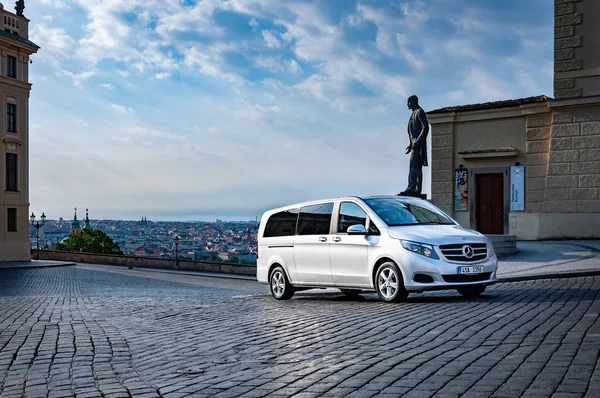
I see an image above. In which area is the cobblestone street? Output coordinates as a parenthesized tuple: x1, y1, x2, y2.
(1, 265, 599, 397)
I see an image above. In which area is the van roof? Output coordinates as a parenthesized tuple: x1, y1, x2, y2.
(262, 194, 426, 216)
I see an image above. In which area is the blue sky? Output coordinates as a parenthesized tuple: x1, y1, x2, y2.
(28, 0, 554, 221)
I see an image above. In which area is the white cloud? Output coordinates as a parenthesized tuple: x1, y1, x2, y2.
(109, 104, 135, 115)
(446, 90, 466, 103)
(232, 100, 282, 122)
(41, 0, 69, 8)
(155, 72, 172, 80)
(465, 68, 507, 101)
(99, 83, 115, 90)
(287, 59, 303, 74)
(30, 24, 76, 57)
(183, 45, 241, 82)
(371, 105, 390, 115)
(249, 18, 259, 31)
(117, 70, 130, 77)
(516, 70, 539, 95)
(123, 126, 187, 142)
(396, 34, 424, 69)
(254, 56, 285, 73)
(262, 30, 281, 48)
(56, 70, 95, 87)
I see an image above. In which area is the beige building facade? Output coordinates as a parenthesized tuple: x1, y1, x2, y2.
(429, 0, 600, 240)
(0, 3, 39, 261)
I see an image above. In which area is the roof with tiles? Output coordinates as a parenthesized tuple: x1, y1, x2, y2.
(428, 95, 551, 115)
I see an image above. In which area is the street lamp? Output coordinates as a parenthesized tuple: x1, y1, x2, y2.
(174, 235, 180, 268)
(30, 212, 46, 260)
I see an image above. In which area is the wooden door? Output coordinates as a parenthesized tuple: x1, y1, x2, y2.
(476, 173, 504, 234)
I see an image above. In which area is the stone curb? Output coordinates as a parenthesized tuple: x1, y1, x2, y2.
(0, 261, 76, 270)
(127, 266, 257, 281)
(498, 269, 600, 283)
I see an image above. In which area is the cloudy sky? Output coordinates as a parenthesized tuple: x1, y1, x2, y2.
(27, 0, 553, 221)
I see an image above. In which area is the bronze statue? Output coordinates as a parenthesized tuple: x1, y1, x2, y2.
(15, 0, 25, 17)
(400, 95, 429, 196)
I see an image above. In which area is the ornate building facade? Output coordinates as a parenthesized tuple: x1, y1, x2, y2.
(0, 1, 39, 260)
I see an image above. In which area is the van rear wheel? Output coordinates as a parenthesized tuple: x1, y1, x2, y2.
(270, 266, 295, 300)
(375, 262, 408, 303)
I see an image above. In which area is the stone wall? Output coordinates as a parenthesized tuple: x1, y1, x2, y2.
(525, 113, 552, 213)
(545, 105, 600, 213)
(430, 123, 454, 215)
(554, 0, 584, 99)
(36, 250, 257, 277)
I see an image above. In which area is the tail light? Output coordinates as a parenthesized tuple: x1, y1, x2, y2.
(256, 241, 259, 259)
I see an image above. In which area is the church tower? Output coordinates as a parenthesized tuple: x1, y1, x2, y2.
(84, 208, 92, 231)
(70, 207, 81, 235)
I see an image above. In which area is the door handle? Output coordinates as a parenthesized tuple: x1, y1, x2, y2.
(319, 237, 327, 242)
(332, 237, 341, 242)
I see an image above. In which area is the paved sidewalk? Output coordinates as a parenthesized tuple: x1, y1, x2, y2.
(0, 260, 75, 269)
(498, 240, 600, 280)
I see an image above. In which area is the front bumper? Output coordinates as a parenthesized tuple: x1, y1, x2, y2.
(399, 251, 498, 292)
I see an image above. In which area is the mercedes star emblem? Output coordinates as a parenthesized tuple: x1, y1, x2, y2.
(462, 245, 474, 258)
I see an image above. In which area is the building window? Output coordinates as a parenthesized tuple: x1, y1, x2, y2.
(7, 56, 16, 78)
(6, 153, 17, 191)
(7, 103, 16, 132)
(7, 208, 17, 232)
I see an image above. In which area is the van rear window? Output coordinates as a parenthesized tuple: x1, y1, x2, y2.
(263, 209, 299, 237)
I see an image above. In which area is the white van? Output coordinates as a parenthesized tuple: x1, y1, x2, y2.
(257, 195, 498, 302)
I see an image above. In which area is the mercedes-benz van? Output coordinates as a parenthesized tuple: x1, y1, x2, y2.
(257, 195, 498, 302)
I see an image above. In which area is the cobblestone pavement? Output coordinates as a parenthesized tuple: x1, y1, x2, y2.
(1, 265, 599, 397)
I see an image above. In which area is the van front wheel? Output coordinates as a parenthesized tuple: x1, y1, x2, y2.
(375, 262, 408, 303)
(270, 266, 295, 300)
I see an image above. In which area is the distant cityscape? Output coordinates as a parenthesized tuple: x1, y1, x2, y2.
(30, 217, 259, 265)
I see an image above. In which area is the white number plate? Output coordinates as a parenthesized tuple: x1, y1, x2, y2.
(458, 266, 484, 274)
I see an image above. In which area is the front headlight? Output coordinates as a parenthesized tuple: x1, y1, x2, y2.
(400, 240, 439, 259)
(488, 242, 494, 257)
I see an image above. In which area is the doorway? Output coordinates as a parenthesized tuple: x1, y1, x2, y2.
(476, 173, 504, 234)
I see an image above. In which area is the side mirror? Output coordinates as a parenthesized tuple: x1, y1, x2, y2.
(347, 224, 368, 235)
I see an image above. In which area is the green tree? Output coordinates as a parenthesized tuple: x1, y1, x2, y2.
(53, 229, 123, 255)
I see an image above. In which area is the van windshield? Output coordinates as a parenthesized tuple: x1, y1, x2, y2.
(363, 197, 456, 227)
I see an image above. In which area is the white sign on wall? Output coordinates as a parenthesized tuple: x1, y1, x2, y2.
(510, 166, 525, 211)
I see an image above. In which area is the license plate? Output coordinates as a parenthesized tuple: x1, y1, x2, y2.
(458, 266, 484, 274)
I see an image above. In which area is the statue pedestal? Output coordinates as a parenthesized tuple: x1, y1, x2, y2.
(397, 192, 428, 200)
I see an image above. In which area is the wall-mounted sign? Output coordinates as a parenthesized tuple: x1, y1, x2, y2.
(454, 168, 468, 211)
(510, 166, 525, 211)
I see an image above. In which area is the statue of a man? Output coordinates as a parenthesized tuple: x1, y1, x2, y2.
(401, 95, 429, 195)
(15, 0, 25, 17)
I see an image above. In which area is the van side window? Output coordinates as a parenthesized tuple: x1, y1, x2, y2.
(297, 203, 334, 235)
(263, 209, 299, 237)
(337, 202, 367, 233)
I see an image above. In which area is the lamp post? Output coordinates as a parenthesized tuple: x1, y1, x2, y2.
(174, 235, 180, 268)
(30, 212, 46, 260)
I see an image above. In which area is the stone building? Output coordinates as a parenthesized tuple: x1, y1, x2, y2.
(0, 1, 39, 260)
(428, 0, 600, 240)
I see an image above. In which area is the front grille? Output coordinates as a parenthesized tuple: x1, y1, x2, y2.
(442, 273, 492, 283)
(440, 243, 488, 262)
